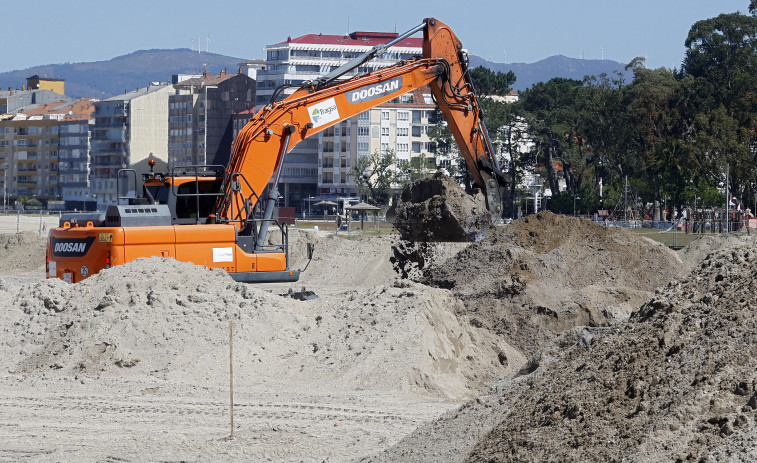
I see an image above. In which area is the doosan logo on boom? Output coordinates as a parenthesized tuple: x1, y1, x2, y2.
(348, 77, 403, 103)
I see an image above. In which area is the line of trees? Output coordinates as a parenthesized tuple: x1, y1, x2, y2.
(456, 3, 757, 219)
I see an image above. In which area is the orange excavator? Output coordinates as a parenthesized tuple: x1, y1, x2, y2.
(46, 18, 507, 283)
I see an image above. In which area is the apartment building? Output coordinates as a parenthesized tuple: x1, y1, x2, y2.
(90, 84, 173, 209)
(316, 88, 437, 197)
(0, 99, 91, 200)
(255, 29, 423, 208)
(168, 70, 255, 170)
(58, 101, 95, 210)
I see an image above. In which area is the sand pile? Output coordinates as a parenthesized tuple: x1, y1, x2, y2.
(460, 241, 757, 462)
(410, 211, 687, 355)
(367, 236, 757, 463)
(0, 232, 46, 274)
(0, 256, 519, 399)
(391, 172, 491, 242)
(678, 227, 756, 270)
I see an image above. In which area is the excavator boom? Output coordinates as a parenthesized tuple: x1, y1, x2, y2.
(216, 17, 507, 227)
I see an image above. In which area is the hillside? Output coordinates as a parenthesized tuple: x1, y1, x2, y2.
(1, 49, 631, 99)
(0, 49, 246, 98)
(469, 54, 633, 91)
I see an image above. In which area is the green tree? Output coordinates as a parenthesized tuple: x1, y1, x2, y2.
(682, 8, 757, 206)
(469, 67, 517, 96)
(521, 78, 588, 200)
(351, 149, 397, 204)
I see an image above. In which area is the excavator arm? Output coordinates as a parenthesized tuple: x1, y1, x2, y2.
(216, 18, 507, 231)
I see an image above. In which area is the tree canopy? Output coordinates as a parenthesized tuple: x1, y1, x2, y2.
(427, 3, 757, 219)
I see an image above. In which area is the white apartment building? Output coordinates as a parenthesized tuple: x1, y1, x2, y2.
(256, 29, 425, 208)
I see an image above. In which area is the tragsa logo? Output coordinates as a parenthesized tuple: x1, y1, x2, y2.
(308, 98, 340, 128)
(312, 107, 323, 125)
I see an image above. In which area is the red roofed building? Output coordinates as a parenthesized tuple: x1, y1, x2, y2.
(0, 98, 96, 204)
(254, 28, 424, 207)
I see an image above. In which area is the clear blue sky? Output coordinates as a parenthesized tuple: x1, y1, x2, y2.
(1, 0, 751, 73)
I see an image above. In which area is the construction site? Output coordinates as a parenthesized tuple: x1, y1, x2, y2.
(2, 173, 757, 461)
(2, 15, 757, 462)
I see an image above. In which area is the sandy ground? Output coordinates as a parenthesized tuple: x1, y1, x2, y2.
(0, 226, 518, 462)
(0, 214, 59, 236)
(1, 209, 754, 462)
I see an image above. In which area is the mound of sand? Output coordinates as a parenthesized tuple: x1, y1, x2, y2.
(0, 232, 46, 274)
(678, 227, 757, 270)
(0, 256, 520, 400)
(410, 212, 688, 355)
(392, 173, 491, 242)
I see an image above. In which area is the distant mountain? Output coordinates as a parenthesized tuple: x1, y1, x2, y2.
(469, 55, 633, 92)
(0, 50, 630, 99)
(0, 49, 246, 98)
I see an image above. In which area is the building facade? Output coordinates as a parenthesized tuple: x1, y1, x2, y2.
(90, 84, 173, 209)
(255, 29, 424, 209)
(0, 100, 94, 199)
(168, 71, 255, 170)
(58, 102, 95, 210)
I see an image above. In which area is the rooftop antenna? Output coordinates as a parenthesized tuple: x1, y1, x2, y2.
(207, 35, 211, 54)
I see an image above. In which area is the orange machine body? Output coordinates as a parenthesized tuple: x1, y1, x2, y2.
(46, 222, 292, 284)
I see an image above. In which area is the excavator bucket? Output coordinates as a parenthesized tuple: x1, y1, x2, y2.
(390, 172, 492, 242)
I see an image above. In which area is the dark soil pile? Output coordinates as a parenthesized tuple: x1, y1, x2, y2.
(416, 212, 687, 355)
(464, 241, 757, 462)
(678, 227, 757, 271)
(392, 172, 491, 242)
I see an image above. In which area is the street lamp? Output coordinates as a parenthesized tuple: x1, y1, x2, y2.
(2, 163, 7, 213)
(573, 193, 580, 217)
(543, 188, 552, 212)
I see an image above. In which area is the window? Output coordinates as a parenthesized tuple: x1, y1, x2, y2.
(358, 112, 369, 121)
(397, 111, 409, 121)
(357, 126, 369, 136)
(381, 111, 389, 121)
(397, 143, 408, 152)
(397, 127, 408, 137)
(381, 142, 389, 152)
(381, 127, 389, 137)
